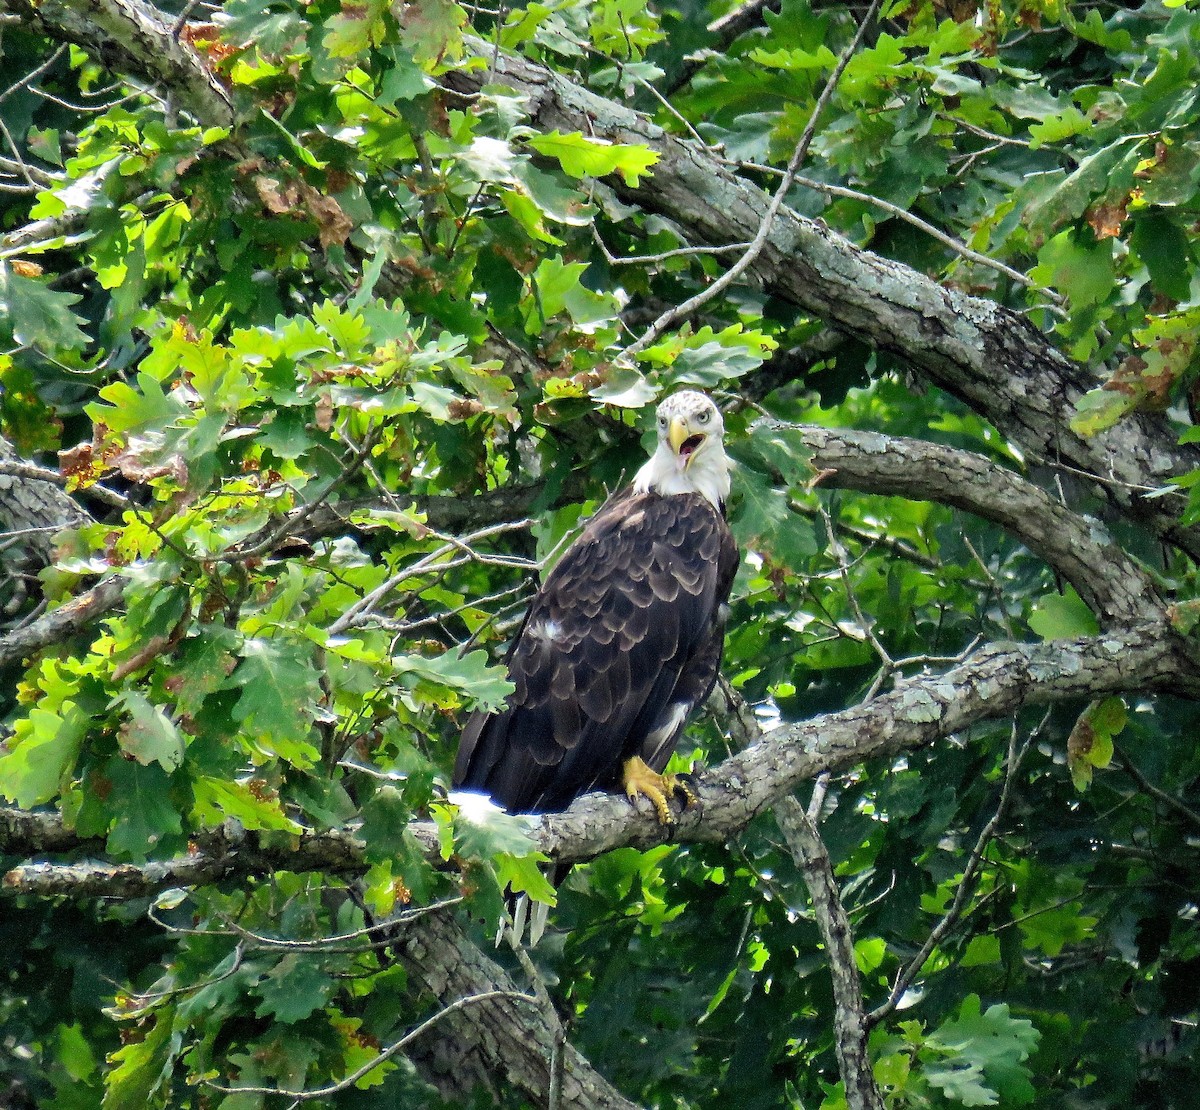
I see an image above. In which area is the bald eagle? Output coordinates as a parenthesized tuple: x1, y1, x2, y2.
(454, 391, 738, 825)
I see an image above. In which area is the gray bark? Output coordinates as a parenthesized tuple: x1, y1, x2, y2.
(395, 911, 641, 1109)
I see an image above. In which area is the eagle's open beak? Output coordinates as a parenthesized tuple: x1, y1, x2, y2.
(669, 416, 705, 468)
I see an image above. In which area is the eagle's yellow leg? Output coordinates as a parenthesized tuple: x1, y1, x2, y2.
(622, 756, 696, 824)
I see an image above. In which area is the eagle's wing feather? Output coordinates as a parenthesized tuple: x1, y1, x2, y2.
(454, 488, 737, 814)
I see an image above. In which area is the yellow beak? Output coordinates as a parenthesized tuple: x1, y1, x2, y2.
(669, 416, 690, 455)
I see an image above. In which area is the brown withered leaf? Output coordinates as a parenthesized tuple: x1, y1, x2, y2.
(112, 446, 189, 487)
(447, 398, 484, 420)
(254, 174, 299, 215)
(180, 23, 239, 65)
(59, 441, 95, 479)
(315, 391, 335, 432)
(299, 182, 352, 249)
(1086, 196, 1128, 240)
(1102, 354, 1147, 398)
(10, 259, 43, 278)
(253, 176, 352, 248)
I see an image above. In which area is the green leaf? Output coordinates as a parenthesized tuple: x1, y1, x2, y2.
(495, 852, 557, 904)
(102, 1007, 176, 1110)
(360, 784, 412, 861)
(255, 953, 336, 1023)
(526, 131, 658, 185)
(927, 995, 1040, 1107)
(115, 691, 185, 771)
(232, 638, 322, 768)
(1030, 230, 1115, 310)
(56, 1022, 98, 1082)
(1070, 386, 1132, 438)
(0, 703, 89, 807)
(0, 262, 90, 352)
(1131, 213, 1192, 301)
(192, 775, 303, 832)
(398, 0, 466, 65)
(85, 371, 191, 436)
(1027, 588, 1099, 641)
(922, 1058, 997, 1107)
(258, 109, 326, 170)
(1017, 902, 1097, 957)
(378, 48, 432, 103)
(105, 758, 183, 860)
(961, 935, 1002, 967)
(1067, 696, 1125, 791)
(170, 627, 241, 714)
(392, 647, 514, 712)
(323, 0, 388, 57)
(450, 791, 541, 858)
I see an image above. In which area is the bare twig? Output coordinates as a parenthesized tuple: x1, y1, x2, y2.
(1114, 743, 1200, 833)
(732, 162, 1062, 305)
(206, 990, 538, 1099)
(866, 711, 1046, 1027)
(326, 519, 534, 635)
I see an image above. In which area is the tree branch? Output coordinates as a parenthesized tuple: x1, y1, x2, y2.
(0, 576, 126, 670)
(393, 910, 643, 1110)
(5, 624, 1189, 896)
(776, 797, 884, 1110)
(0, 0, 233, 129)
(796, 424, 1162, 626)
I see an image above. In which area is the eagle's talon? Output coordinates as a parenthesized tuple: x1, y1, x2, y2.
(623, 756, 691, 825)
(671, 772, 698, 809)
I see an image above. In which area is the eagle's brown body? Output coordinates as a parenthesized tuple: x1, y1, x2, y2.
(454, 484, 737, 814)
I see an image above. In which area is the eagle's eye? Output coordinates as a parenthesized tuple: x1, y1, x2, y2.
(658, 416, 667, 427)
(698, 410, 711, 424)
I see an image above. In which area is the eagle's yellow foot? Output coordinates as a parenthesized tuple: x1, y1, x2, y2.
(622, 756, 696, 824)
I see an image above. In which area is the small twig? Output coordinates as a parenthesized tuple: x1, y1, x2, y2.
(819, 502, 893, 676)
(508, 940, 567, 1110)
(866, 710, 1046, 1027)
(734, 162, 1061, 305)
(171, 0, 203, 36)
(326, 518, 534, 634)
(0, 44, 67, 105)
(591, 224, 753, 267)
(634, 72, 710, 148)
(1114, 743, 1200, 833)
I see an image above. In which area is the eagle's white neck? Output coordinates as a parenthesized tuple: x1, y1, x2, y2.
(633, 440, 731, 509)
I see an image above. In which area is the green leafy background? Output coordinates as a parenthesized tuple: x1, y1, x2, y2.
(1, 0, 1198, 1106)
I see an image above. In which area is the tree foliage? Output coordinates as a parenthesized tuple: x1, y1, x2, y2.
(1, 0, 1199, 1107)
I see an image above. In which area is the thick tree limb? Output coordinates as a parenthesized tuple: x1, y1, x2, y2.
(0, 436, 88, 563)
(0, 576, 126, 670)
(394, 911, 641, 1110)
(796, 424, 1162, 625)
(535, 622, 1189, 863)
(1, 822, 368, 896)
(444, 51, 1200, 561)
(5, 623, 1189, 895)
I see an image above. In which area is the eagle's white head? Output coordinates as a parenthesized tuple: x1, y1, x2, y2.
(633, 390, 731, 509)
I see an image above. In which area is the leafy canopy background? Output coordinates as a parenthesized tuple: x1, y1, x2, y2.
(1, 0, 1199, 1107)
